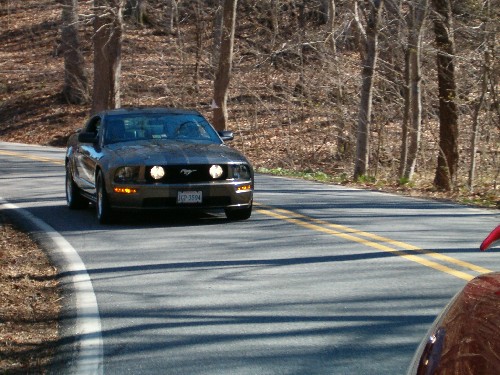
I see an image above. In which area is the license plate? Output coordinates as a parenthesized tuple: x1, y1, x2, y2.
(177, 191, 202, 204)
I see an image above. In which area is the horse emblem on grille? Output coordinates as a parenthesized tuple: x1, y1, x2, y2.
(180, 169, 197, 176)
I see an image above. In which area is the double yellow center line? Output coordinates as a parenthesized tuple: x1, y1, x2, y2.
(0, 149, 64, 165)
(1, 148, 493, 281)
(256, 203, 492, 281)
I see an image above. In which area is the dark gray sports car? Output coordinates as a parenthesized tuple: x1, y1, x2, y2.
(65, 107, 254, 223)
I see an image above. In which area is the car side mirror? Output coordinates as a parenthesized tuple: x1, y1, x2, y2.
(218, 130, 234, 141)
(78, 132, 98, 144)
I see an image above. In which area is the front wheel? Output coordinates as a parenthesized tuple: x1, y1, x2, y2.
(66, 163, 87, 209)
(225, 205, 252, 221)
(96, 171, 113, 224)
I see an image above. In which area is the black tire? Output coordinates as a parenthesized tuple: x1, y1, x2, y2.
(96, 171, 113, 224)
(225, 205, 252, 221)
(66, 163, 88, 209)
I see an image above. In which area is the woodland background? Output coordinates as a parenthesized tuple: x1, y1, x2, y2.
(0, 0, 499, 206)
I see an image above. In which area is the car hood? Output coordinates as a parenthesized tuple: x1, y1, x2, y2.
(105, 140, 250, 166)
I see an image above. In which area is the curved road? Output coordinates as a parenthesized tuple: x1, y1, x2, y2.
(1, 142, 499, 374)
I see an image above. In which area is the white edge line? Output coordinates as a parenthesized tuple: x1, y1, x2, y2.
(0, 198, 103, 375)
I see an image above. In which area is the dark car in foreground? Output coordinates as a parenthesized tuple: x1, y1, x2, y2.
(407, 225, 500, 375)
(65, 107, 254, 223)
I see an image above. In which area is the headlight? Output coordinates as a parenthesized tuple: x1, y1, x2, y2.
(232, 164, 251, 180)
(209, 165, 224, 179)
(150, 166, 165, 180)
(114, 166, 139, 183)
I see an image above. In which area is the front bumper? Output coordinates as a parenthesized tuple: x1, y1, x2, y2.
(107, 180, 253, 210)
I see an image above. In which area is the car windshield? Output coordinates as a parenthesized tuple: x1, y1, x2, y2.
(103, 113, 222, 145)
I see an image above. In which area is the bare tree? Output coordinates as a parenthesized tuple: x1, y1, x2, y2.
(92, 0, 125, 114)
(126, 0, 145, 25)
(400, 0, 428, 180)
(468, 0, 495, 191)
(353, 0, 384, 179)
(212, 0, 237, 131)
(165, 0, 176, 34)
(270, 0, 280, 46)
(324, 0, 336, 54)
(60, 0, 89, 104)
(211, 0, 223, 68)
(192, 0, 204, 92)
(431, 0, 459, 191)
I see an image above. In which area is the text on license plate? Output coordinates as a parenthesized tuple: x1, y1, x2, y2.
(177, 191, 202, 204)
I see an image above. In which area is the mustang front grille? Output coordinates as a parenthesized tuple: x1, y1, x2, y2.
(145, 164, 228, 184)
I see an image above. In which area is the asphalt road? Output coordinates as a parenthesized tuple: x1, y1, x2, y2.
(1, 141, 499, 375)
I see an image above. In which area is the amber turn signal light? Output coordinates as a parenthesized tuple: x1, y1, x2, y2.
(114, 187, 138, 194)
(236, 184, 252, 192)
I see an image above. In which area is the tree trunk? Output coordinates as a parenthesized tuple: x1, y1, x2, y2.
(127, 0, 145, 26)
(165, 0, 176, 34)
(92, 0, 124, 114)
(404, 0, 427, 180)
(353, 0, 384, 180)
(399, 47, 410, 178)
(270, 0, 280, 46)
(381, 0, 402, 85)
(319, 0, 329, 24)
(212, 0, 224, 69)
(431, 0, 459, 191)
(325, 0, 336, 54)
(469, 71, 487, 191)
(60, 0, 89, 104)
(212, 0, 237, 131)
(468, 0, 492, 191)
(193, 0, 203, 93)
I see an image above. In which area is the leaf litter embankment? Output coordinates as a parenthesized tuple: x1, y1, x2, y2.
(0, 216, 61, 374)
